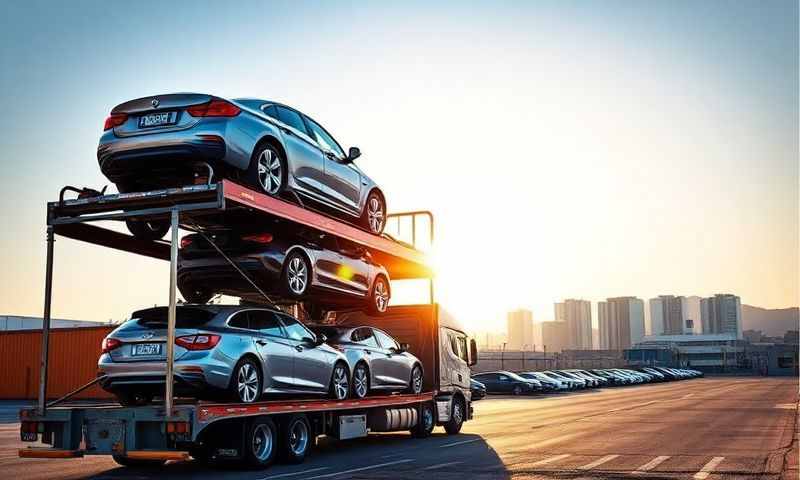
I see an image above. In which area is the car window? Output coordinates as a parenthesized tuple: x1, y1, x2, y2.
(276, 106, 309, 135)
(373, 329, 399, 350)
(278, 314, 314, 341)
(498, 375, 509, 381)
(262, 104, 278, 120)
(352, 328, 379, 348)
(447, 331, 468, 362)
(228, 311, 251, 329)
(249, 310, 285, 337)
(305, 116, 345, 158)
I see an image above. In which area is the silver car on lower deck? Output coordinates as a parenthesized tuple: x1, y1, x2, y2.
(308, 325, 423, 399)
(98, 305, 351, 405)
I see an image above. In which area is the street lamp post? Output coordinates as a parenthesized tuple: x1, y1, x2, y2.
(501, 342, 507, 370)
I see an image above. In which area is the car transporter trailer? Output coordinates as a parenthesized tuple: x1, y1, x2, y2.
(18, 179, 475, 468)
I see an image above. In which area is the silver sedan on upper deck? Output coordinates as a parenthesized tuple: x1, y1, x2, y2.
(97, 93, 386, 239)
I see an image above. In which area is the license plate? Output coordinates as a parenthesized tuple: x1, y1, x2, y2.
(138, 111, 178, 128)
(132, 343, 161, 356)
(20, 432, 37, 442)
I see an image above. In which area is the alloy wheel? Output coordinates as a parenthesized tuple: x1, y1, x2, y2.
(288, 420, 309, 456)
(367, 197, 384, 233)
(374, 278, 389, 313)
(411, 367, 423, 394)
(452, 402, 463, 424)
(237, 363, 259, 403)
(252, 424, 274, 461)
(287, 257, 308, 295)
(257, 148, 282, 194)
(354, 365, 369, 398)
(332, 365, 349, 400)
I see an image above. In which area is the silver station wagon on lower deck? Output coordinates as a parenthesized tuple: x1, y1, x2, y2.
(98, 305, 352, 405)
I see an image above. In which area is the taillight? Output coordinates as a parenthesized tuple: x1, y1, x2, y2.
(187, 100, 240, 117)
(176, 334, 221, 351)
(180, 236, 194, 249)
(241, 233, 273, 244)
(101, 337, 122, 353)
(103, 113, 128, 130)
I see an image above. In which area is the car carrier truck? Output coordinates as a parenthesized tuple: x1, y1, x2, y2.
(18, 180, 477, 469)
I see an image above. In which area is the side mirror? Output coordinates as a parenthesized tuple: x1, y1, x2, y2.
(343, 146, 360, 163)
(397, 342, 410, 353)
(315, 334, 328, 346)
(469, 338, 478, 366)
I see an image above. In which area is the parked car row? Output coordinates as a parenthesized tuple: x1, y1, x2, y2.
(98, 305, 424, 406)
(470, 367, 703, 397)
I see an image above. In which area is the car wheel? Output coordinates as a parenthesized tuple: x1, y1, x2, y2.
(249, 143, 286, 196)
(407, 365, 423, 394)
(367, 275, 390, 315)
(231, 358, 262, 403)
(410, 402, 435, 438)
(444, 397, 465, 435)
(361, 191, 386, 235)
(125, 219, 170, 241)
(512, 385, 523, 396)
(180, 285, 212, 304)
(115, 391, 153, 407)
(352, 363, 370, 399)
(283, 251, 311, 298)
(112, 454, 165, 467)
(278, 414, 311, 464)
(329, 363, 349, 400)
(244, 417, 277, 469)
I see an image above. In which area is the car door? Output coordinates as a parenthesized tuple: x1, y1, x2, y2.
(496, 374, 513, 393)
(304, 115, 362, 213)
(277, 313, 334, 392)
(352, 327, 389, 387)
(245, 309, 297, 392)
(373, 328, 410, 387)
(474, 374, 497, 392)
(268, 105, 327, 197)
(309, 235, 355, 295)
(335, 239, 371, 297)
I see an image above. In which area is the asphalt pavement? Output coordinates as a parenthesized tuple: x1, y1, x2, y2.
(0, 376, 796, 479)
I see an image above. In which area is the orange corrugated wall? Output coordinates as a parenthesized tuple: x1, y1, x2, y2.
(0, 326, 115, 399)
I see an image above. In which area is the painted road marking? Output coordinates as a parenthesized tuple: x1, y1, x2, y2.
(423, 461, 463, 470)
(259, 467, 329, 479)
(529, 454, 571, 466)
(693, 456, 725, 480)
(631, 455, 670, 474)
(439, 438, 482, 448)
(306, 459, 413, 479)
(578, 454, 619, 470)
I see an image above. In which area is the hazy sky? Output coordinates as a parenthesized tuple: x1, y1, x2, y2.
(0, 1, 797, 332)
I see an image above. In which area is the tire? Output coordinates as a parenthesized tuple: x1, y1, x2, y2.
(115, 391, 153, 407)
(361, 190, 386, 235)
(230, 358, 262, 403)
(407, 365, 423, 394)
(366, 275, 390, 315)
(112, 454, 165, 467)
(352, 363, 370, 399)
(278, 414, 311, 464)
(243, 417, 277, 469)
(180, 285, 212, 304)
(444, 397, 465, 435)
(283, 251, 311, 299)
(410, 402, 435, 438)
(125, 219, 170, 241)
(248, 143, 286, 196)
(329, 362, 349, 400)
(512, 385, 523, 396)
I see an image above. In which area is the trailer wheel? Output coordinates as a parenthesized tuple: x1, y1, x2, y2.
(112, 454, 165, 468)
(244, 417, 277, 469)
(278, 414, 311, 464)
(444, 397, 465, 435)
(411, 402, 435, 438)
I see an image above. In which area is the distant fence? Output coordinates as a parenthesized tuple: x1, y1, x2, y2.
(0, 326, 115, 400)
(472, 350, 626, 373)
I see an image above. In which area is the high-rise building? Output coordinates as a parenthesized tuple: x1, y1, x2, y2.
(649, 295, 685, 335)
(554, 299, 592, 349)
(598, 297, 645, 350)
(506, 309, 534, 350)
(701, 294, 742, 338)
(682, 296, 702, 334)
(541, 321, 568, 352)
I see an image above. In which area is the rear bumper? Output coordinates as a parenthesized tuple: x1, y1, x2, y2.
(97, 356, 233, 393)
(97, 131, 227, 191)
